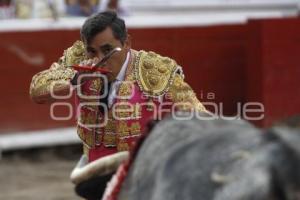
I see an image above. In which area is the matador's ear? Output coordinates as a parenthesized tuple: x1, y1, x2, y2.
(124, 34, 131, 51)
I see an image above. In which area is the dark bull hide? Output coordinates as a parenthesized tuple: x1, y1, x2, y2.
(118, 113, 300, 200)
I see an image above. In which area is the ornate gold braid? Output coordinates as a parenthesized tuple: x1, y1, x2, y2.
(133, 50, 178, 97)
(166, 73, 207, 112)
(133, 50, 206, 112)
(30, 41, 87, 99)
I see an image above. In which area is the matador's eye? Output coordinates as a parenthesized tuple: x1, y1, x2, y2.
(101, 45, 114, 55)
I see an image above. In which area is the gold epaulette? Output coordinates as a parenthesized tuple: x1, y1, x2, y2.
(60, 40, 87, 67)
(134, 50, 178, 97)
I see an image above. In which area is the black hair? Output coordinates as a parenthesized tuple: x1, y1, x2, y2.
(80, 11, 127, 45)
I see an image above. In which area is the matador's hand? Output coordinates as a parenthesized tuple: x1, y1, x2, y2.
(71, 58, 101, 85)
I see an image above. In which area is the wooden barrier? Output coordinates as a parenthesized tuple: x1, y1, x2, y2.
(0, 17, 299, 134)
(246, 17, 300, 126)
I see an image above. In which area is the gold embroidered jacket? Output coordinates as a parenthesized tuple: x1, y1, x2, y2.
(30, 40, 206, 112)
(30, 41, 206, 159)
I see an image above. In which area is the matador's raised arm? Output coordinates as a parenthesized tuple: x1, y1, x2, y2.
(29, 41, 86, 103)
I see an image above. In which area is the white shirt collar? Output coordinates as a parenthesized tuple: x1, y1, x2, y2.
(107, 51, 130, 108)
(115, 51, 130, 82)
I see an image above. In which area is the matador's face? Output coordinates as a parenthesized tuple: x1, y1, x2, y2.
(84, 27, 130, 82)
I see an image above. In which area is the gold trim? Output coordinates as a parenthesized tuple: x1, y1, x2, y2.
(167, 74, 207, 112)
(30, 40, 86, 100)
(134, 51, 178, 97)
(83, 144, 89, 157)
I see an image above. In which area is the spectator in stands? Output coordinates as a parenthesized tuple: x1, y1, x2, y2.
(0, 0, 15, 19)
(65, 0, 97, 16)
(65, 0, 119, 17)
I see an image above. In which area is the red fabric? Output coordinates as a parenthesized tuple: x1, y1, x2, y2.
(88, 146, 117, 162)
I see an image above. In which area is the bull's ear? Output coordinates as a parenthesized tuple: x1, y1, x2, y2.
(266, 127, 300, 200)
(213, 167, 272, 200)
(269, 126, 300, 156)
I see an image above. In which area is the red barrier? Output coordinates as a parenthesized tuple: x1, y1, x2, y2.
(0, 17, 299, 134)
(246, 17, 300, 127)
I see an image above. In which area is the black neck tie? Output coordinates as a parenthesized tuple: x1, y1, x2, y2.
(99, 81, 111, 114)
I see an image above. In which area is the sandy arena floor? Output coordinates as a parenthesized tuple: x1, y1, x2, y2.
(0, 145, 83, 200)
